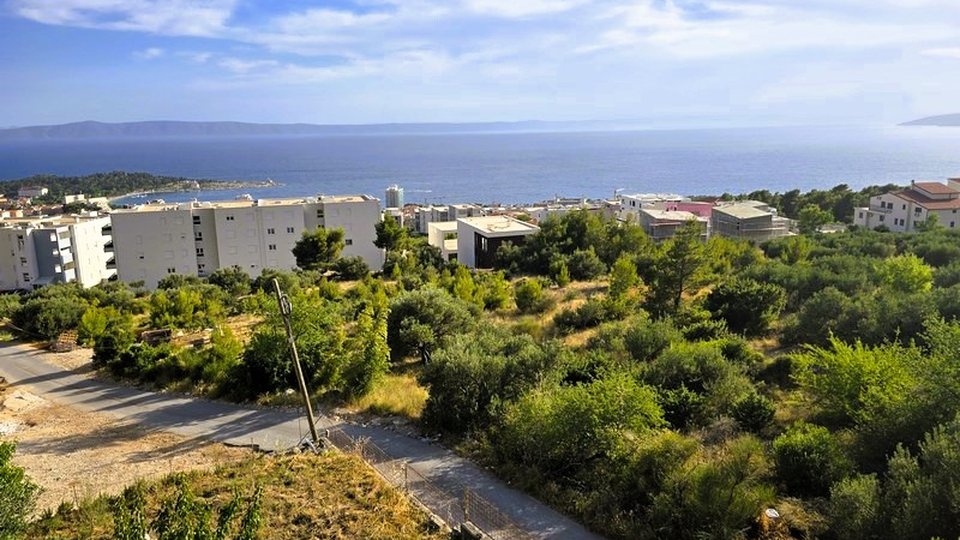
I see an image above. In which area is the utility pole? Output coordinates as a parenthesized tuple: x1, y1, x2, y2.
(272, 278, 320, 446)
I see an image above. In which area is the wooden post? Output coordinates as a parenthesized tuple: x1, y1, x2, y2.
(272, 278, 320, 446)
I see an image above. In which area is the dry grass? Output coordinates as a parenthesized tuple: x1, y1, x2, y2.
(347, 373, 428, 420)
(29, 452, 446, 540)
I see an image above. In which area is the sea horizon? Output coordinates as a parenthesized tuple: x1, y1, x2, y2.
(3, 124, 959, 206)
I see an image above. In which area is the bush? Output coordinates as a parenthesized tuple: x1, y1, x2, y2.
(731, 392, 775, 432)
(332, 256, 370, 281)
(772, 422, 850, 497)
(705, 278, 786, 337)
(11, 294, 87, 340)
(567, 248, 606, 281)
(0, 442, 39, 538)
(514, 278, 552, 314)
(828, 474, 881, 540)
(623, 319, 682, 362)
(553, 297, 625, 334)
(387, 287, 478, 362)
(494, 373, 664, 478)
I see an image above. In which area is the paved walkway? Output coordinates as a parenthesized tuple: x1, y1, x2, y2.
(0, 342, 600, 539)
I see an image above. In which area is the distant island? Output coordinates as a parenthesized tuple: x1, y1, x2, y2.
(0, 119, 641, 140)
(900, 114, 960, 127)
(0, 171, 274, 203)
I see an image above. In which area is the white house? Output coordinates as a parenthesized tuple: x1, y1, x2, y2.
(17, 186, 49, 199)
(710, 201, 792, 243)
(427, 221, 459, 262)
(854, 180, 960, 232)
(456, 216, 540, 269)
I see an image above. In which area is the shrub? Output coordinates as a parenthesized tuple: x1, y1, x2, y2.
(332, 256, 370, 281)
(827, 474, 881, 540)
(514, 278, 551, 314)
(0, 442, 39, 538)
(623, 319, 682, 362)
(705, 278, 786, 337)
(772, 422, 850, 497)
(731, 392, 775, 432)
(567, 248, 606, 281)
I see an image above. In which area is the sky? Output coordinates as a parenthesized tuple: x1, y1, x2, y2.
(2, 0, 960, 127)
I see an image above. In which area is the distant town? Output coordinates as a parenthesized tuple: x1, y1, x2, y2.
(0, 176, 955, 291)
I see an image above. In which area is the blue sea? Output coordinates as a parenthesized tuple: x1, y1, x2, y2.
(2, 125, 960, 205)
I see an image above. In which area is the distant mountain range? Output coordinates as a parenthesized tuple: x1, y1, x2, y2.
(901, 114, 960, 127)
(0, 119, 644, 140)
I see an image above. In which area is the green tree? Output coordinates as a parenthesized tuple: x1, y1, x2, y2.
(705, 278, 786, 337)
(292, 227, 345, 270)
(828, 474, 881, 540)
(514, 278, 549, 314)
(876, 253, 933, 293)
(568, 248, 606, 281)
(386, 287, 478, 362)
(344, 298, 390, 397)
(608, 255, 639, 299)
(0, 442, 39, 538)
(649, 221, 710, 314)
(373, 215, 407, 252)
(208, 265, 252, 297)
(332, 256, 370, 281)
(798, 203, 833, 233)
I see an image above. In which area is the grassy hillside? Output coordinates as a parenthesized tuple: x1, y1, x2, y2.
(28, 452, 445, 540)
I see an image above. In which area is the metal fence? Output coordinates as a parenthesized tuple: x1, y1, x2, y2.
(324, 427, 534, 540)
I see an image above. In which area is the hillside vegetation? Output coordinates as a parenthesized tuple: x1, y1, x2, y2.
(5, 202, 960, 539)
(26, 452, 444, 540)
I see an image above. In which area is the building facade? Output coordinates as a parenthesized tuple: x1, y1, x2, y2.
(111, 195, 383, 289)
(637, 208, 709, 241)
(0, 214, 114, 290)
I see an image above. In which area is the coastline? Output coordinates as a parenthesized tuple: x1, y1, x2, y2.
(108, 179, 280, 204)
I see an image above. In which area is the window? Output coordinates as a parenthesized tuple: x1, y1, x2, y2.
(19, 257, 26, 264)
(195, 231, 203, 241)
(267, 228, 275, 235)
(345, 239, 353, 246)
(858, 212, 864, 219)
(193, 215, 201, 224)
(902, 204, 906, 210)
(22, 273, 30, 281)
(286, 227, 295, 233)
(167, 267, 176, 274)
(196, 247, 205, 257)
(226, 215, 235, 221)
(268, 244, 277, 251)
(316, 209, 324, 218)
(198, 263, 206, 270)
(138, 253, 145, 260)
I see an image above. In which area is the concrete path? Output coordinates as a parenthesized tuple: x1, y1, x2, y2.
(0, 342, 600, 539)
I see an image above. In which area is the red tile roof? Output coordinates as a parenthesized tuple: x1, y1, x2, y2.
(913, 181, 959, 195)
(894, 189, 960, 210)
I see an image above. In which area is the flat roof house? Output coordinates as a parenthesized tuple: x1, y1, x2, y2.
(427, 221, 459, 262)
(710, 201, 792, 243)
(637, 208, 709, 241)
(456, 216, 540, 269)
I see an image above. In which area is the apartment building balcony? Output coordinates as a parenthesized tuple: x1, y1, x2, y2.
(105, 257, 117, 270)
(101, 224, 112, 236)
(104, 240, 114, 253)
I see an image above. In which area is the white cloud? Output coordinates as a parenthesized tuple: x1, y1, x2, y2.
(134, 47, 165, 59)
(921, 47, 960, 59)
(13, 0, 237, 37)
(464, 0, 590, 17)
(217, 57, 279, 74)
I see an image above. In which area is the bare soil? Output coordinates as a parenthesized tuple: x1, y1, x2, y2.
(0, 348, 251, 511)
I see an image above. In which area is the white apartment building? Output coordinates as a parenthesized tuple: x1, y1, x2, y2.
(0, 213, 114, 290)
(110, 195, 383, 289)
(854, 180, 960, 232)
(385, 185, 404, 209)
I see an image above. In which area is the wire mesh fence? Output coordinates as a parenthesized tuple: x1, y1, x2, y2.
(324, 427, 534, 540)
